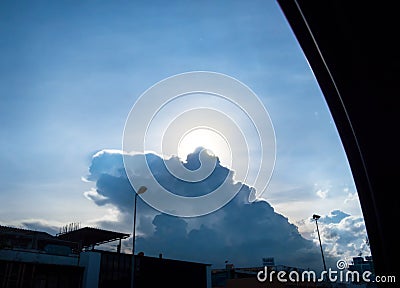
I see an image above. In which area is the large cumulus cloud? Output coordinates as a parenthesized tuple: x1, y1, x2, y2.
(316, 210, 370, 260)
(84, 148, 336, 270)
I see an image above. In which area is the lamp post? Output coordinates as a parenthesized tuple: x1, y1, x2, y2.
(131, 186, 147, 288)
(312, 214, 327, 273)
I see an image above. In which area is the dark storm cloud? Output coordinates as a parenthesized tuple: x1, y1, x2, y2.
(84, 149, 333, 269)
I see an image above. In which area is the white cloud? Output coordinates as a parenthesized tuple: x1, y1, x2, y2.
(316, 189, 328, 199)
(344, 191, 359, 204)
(314, 212, 370, 260)
(83, 188, 109, 203)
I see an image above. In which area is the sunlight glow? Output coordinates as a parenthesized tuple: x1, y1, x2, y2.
(177, 127, 231, 167)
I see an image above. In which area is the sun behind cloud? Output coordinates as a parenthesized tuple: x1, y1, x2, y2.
(177, 127, 231, 167)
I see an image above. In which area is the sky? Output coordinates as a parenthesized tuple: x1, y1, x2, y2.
(0, 0, 369, 270)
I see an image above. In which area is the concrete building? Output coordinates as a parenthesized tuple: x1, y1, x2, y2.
(0, 225, 211, 288)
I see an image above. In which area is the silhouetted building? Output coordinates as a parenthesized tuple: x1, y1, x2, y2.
(348, 256, 375, 280)
(57, 226, 130, 253)
(0, 225, 80, 254)
(0, 225, 83, 287)
(0, 225, 211, 288)
(211, 261, 352, 288)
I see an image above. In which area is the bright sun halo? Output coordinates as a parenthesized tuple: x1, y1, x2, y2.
(177, 127, 231, 167)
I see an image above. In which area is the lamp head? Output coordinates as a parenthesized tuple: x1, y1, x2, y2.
(312, 214, 321, 220)
(137, 186, 147, 194)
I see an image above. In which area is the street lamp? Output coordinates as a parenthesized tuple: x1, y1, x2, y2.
(131, 186, 147, 288)
(312, 214, 327, 272)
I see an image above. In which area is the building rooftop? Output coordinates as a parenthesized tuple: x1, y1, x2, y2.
(56, 226, 130, 249)
(0, 225, 54, 238)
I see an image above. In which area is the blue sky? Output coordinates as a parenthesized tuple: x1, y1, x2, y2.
(0, 0, 368, 269)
